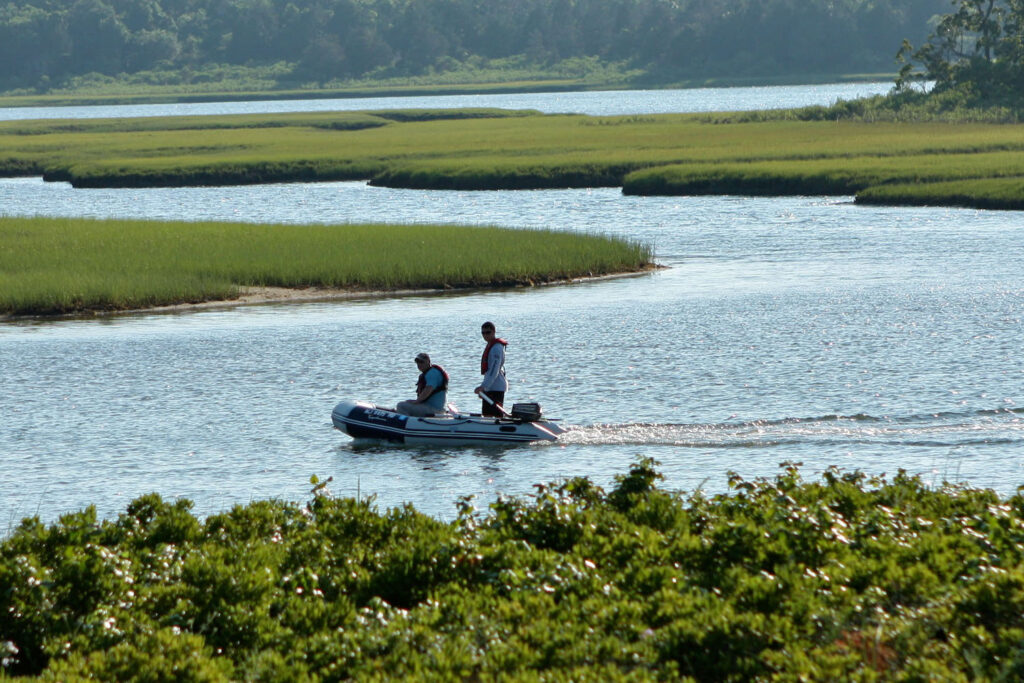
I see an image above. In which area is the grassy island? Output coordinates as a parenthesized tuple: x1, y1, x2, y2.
(0, 216, 653, 317)
(2, 459, 1023, 680)
(2, 107, 1024, 210)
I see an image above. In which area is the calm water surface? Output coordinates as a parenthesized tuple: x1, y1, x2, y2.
(3, 179, 1023, 528)
(1, 83, 1021, 529)
(0, 81, 893, 120)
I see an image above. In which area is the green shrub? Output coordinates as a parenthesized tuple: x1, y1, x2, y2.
(41, 628, 235, 682)
(4, 460, 1024, 679)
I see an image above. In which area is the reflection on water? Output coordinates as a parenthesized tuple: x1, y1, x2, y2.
(2, 174, 1023, 530)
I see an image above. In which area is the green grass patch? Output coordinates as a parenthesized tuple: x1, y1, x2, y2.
(4, 111, 1024, 207)
(0, 56, 642, 106)
(856, 176, 1024, 210)
(369, 154, 644, 190)
(0, 78, 587, 108)
(3, 459, 1024, 679)
(0, 107, 533, 137)
(0, 216, 653, 316)
(622, 151, 1024, 197)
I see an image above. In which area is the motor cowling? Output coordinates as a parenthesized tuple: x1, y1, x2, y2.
(511, 402, 543, 422)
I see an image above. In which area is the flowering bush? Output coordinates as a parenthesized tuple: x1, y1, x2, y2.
(3, 460, 1023, 680)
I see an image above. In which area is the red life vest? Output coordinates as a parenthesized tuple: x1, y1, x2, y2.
(416, 364, 450, 397)
(481, 338, 508, 374)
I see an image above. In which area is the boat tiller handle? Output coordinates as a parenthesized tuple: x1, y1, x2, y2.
(476, 389, 512, 417)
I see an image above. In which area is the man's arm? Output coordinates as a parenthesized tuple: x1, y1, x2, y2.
(417, 369, 440, 402)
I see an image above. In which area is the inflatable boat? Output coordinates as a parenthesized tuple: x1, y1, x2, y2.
(331, 400, 565, 446)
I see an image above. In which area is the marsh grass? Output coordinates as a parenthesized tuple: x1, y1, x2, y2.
(0, 78, 584, 108)
(622, 151, 1024, 196)
(0, 217, 653, 316)
(0, 56, 637, 105)
(856, 177, 1024, 209)
(3, 110, 1024, 207)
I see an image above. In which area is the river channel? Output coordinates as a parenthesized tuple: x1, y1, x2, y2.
(0, 81, 893, 120)
(2, 83, 1022, 530)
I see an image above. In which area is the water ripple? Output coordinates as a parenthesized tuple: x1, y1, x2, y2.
(562, 410, 1024, 450)
(2, 163, 1024, 525)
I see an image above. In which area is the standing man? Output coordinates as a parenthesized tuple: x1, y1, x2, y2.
(397, 352, 449, 417)
(474, 321, 508, 416)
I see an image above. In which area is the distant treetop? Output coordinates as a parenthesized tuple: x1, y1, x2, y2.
(0, 0, 950, 93)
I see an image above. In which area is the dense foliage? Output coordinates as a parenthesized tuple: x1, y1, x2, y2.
(0, 0, 949, 93)
(898, 0, 1024, 109)
(3, 459, 1024, 679)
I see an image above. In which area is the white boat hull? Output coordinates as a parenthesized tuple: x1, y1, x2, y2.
(331, 400, 564, 446)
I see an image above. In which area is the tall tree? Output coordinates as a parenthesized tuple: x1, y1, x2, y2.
(898, 0, 1024, 103)
(68, 0, 129, 73)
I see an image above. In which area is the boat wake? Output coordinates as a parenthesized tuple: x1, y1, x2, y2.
(558, 407, 1024, 449)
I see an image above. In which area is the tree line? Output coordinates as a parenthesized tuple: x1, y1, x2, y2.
(898, 0, 1024, 107)
(0, 0, 950, 91)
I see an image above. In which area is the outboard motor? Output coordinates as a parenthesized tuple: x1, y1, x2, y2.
(511, 402, 543, 422)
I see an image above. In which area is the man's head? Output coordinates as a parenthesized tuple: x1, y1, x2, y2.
(415, 352, 430, 368)
(481, 322, 496, 338)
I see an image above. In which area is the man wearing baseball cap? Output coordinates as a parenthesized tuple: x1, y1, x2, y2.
(396, 352, 450, 417)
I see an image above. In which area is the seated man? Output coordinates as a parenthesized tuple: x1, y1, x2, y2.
(396, 352, 449, 417)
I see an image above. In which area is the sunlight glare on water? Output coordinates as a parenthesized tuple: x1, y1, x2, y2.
(3, 183, 1022, 527)
(1, 84, 1022, 527)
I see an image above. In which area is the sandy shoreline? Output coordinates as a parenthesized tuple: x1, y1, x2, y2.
(2, 268, 660, 321)
(145, 269, 657, 313)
